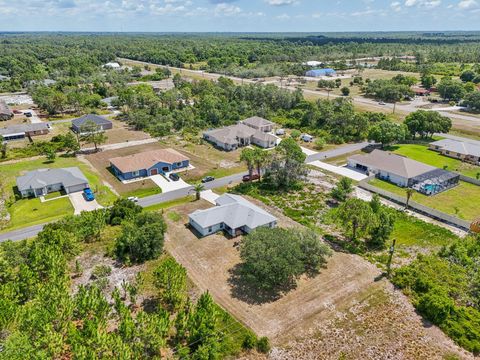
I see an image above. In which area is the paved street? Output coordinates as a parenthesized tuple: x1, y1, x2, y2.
(0, 141, 367, 243)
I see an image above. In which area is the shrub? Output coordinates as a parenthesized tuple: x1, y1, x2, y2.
(91, 264, 112, 280)
(417, 290, 454, 325)
(257, 337, 271, 353)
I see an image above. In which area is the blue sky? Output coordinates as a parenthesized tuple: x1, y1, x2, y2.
(0, 0, 479, 32)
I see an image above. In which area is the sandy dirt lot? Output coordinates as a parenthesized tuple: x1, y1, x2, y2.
(80, 118, 151, 147)
(164, 199, 472, 360)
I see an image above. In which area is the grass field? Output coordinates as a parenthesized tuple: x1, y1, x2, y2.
(0, 156, 117, 232)
(370, 178, 480, 221)
(390, 143, 480, 178)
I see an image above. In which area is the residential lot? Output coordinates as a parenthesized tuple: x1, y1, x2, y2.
(0, 156, 116, 232)
(391, 143, 480, 178)
(163, 198, 469, 358)
(84, 139, 246, 198)
(370, 178, 480, 221)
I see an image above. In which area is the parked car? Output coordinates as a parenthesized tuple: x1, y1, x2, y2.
(300, 134, 313, 142)
(275, 128, 285, 136)
(242, 174, 260, 182)
(24, 111, 32, 117)
(12, 109, 22, 115)
(201, 176, 215, 183)
(83, 188, 95, 201)
(169, 173, 180, 181)
(127, 196, 139, 203)
(378, 101, 386, 105)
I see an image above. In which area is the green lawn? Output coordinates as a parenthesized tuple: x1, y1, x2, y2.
(6, 197, 74, 231)
(123, 186, 162, 199)
(370, 178, 480, 221)
(0, 156, 117, 232)
(390, 144, 480, 178)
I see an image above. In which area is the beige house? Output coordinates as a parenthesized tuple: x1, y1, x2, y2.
(240, 116, 274, 133)
(430, 139, 480, 165)
(203, 121, 277, 151)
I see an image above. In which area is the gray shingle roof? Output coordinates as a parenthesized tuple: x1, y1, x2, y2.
(349, 150, 436, 179)
(431, 139, 480, 158)
(16, 167, 89, 192)
(0, 123, 49, 136)
(203, 123, 276, 145)
(189, 194, 277, 230)
(242, 116, 274, 128)
(72, 114, 112, 128)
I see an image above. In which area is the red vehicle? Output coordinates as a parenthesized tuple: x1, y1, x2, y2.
(242, 173, 260, 182)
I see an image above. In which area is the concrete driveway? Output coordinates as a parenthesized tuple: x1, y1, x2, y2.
(150, 174, 191, 193)
(309, 160, 368, 181)
(200, 190, 220, 204)
(69, 192, 103, 215)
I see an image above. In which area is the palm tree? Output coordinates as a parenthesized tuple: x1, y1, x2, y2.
(252, 147, 269, 181)
(191, 183, 205, 201)
(405, 188, 415, 210)
(240, 148, 256, 178)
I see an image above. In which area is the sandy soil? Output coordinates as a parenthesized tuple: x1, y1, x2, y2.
(164, 198, 473, 360)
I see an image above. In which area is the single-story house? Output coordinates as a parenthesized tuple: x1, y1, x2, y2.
(189, 193, 278, 237)
(429, 139, 480, 165)
(348, 149, 459, 195)
(16, 167, 89, 198)
(0, 101, 13, 121)
(240, 116, 275, 133)
(305, 68, 337, 77)
(412, 87, 431, 96)
(0, 123, 50, 141)
(72, 114, 113, 134)
(110, 148, 190, 181)
(203, 123, 277, 151)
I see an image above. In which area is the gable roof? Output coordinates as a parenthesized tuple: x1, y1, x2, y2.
(0, 122, 49, 136)
(349, 149, 436, 179)
(109, 148, 189, 173)
(72, 114, 112, 128)
(242, 116, 274, 128)
(204, 123, 257, 145)
(16, 167, 88, 191)
(189, 194, 277, 230)
(431, 139, 480, 158)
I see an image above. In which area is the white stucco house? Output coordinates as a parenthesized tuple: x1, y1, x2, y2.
(188, 194, 278, 237)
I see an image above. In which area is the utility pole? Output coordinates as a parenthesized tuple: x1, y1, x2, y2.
(386, 238, 397, 279)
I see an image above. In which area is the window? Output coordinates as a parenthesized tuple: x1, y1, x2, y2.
(446, 151, 450, 155)
(208, 227, 213, 233)
(176, 162, 182, 167)
(132, 170, 140, 177)
(220, 223, 224, 229)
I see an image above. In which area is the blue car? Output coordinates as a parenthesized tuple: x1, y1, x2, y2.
(83, 188, 95, 201)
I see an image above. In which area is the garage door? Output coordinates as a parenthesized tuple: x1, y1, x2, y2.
(67, 183, 88, 194)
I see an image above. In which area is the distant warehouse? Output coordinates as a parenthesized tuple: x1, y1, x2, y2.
(305, 68, 337, 77)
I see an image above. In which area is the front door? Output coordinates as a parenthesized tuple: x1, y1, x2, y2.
(150, 168, 158, 176)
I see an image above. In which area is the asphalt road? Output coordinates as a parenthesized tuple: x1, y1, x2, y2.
(120, 57, 480, 126)
(0, 141, 376, 243)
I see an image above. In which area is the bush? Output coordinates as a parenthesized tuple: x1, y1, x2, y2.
(242, 331, 257, 350)
(341, 86, 350, 96)
(417, 290, 454, 325)
(313, 137, 326, 150)
(91, 265, 112, 280)
(257, 337, 271, 353)
(108, 198, 142, 225)
(290, 129, 301, 139)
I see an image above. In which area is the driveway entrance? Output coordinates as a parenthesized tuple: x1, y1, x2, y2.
(69, 192, 103, 215)
(150, 174, 191, 192)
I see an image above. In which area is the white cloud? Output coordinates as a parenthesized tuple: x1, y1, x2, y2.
(391, 1, 402, 11)
(214, 3, 242, 16)
(405, 0, 441, 7)
(265, 0, 297, 6)
(458, 0, 478, 9)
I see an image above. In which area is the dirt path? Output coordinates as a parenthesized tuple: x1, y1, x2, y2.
(163, 199, 472, 359)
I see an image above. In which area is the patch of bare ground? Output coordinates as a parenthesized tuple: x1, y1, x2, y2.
(165, 198, 473, 360)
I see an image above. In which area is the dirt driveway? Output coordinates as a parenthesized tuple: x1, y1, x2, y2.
(164, 199, 472, 359)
